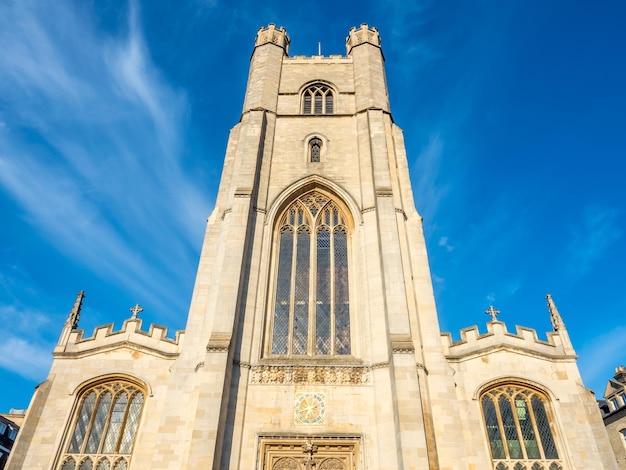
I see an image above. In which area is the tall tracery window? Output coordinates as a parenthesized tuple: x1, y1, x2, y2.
(271, 191, 350, 356)
(481, 384, 563, 470)
(58, 380, 145, 470)
(309, 138, 322, 162)
(302, 84, 334, 115)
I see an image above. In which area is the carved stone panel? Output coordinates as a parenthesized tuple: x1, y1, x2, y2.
(250, 365, 370, 385)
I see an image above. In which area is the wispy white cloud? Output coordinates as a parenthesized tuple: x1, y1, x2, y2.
(438, 236, 454, 252)
(569, 206, 622, 278)
(0, 335, 52, 381)
(0, 2, 212, 316)
(412, 134, 448, 222)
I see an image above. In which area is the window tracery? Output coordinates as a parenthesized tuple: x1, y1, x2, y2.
(58, 380, 144, 470)
(302, 84, 334, 115)
(481, 384, 562, 470)
(270, 191, 350, 356)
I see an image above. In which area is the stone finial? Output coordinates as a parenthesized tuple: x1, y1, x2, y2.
(302, 439, 318, 468)
(66, 290, 85, 329)
(346, 24, 381, 54)
(255, 24, 290, 54)
(130, 303, 143, 319)
(546, 294, 565, 331)
(485, 305, 500, 322)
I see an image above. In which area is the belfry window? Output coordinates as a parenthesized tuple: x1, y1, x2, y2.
(270, 191, 350, 356)
(481, 384, 562, 470)
(309, 138, 322, 162)
(302, 84, 334, 115)
(58, 379, 145, 470)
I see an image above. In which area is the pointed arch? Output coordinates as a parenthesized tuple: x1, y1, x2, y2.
(478, 379, 563, 469)
(267, 186, 354, 357)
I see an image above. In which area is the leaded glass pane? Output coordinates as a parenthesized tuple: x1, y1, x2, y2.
(310, 140, 321, 162)
(78, 457, 93, 470)
(495, 464, 508, 470)
(292, 230, 310, 354)
(548, 464, 561, 470)
(119, 392, 143, 453)
(316, 228, 331, 354)
(483, 396, 505, 459)
(102, 392, 128, 453)
(70, 391, 97, 453)
(314, 93, 323, 114)
(531, 464, 543, 470)
(303, 93, 312, 114)
(499, 395, 522, 459)
(272, 229, 293, 354)
(513, 464, 525, 470)
(85, 391, 112, 453)
(516, 396, 539, 458)
(334, 229, 350, 354)
(532, 396, 558, 459)
(95, 459, 111, 470)
(61, 457, 77, 470)
(325, 93, 333, 114)
(112, 458, 127, 470)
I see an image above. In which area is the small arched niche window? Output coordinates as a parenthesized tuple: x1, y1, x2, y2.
(302, 84, 334, 115)
(58, 379, 145, 470)
(309, 138, 322, 162)
(481, 383, 563, 470)
(270, 190, 350, 356)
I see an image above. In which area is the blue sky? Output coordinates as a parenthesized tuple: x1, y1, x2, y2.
(0, 0, 625, 412)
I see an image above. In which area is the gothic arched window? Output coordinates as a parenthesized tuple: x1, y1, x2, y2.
(270, 191, 350, 356)
(481, 384, 562, 470)
(302, 84, 334, 115)
(58, 379, 145, 470)
(309, 138, 322, 162)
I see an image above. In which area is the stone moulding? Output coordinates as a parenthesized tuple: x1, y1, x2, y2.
(249, 365, 371, 385)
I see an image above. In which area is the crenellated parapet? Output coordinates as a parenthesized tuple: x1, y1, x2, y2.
(441, 320, 576, 362)
(346, 24, 381, 54)
(254, 24, 290, 54)
(54, 317, 184, 359)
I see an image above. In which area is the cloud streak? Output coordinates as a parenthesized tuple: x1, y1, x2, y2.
(569, 206, 622, 278)
(0, 2, 212, 317)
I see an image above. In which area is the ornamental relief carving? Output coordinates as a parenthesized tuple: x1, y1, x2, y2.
(250, 365, 370, 385)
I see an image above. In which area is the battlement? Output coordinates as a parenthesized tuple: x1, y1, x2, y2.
(441, 321, 576, 361)
(54, 317, 184, 359)
(255, 24, 290, 54)
(346, 24, 381, 55)
(285, 55, 351, 62)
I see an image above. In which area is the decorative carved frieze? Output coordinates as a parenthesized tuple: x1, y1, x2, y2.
(249, 365, 370, 385)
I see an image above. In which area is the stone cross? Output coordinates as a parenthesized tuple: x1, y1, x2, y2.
(485, 305, 500, 322)
(130, 303, 143, 319)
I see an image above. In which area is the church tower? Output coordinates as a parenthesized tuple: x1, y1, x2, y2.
(8, 25, 618, 470)
(153, 22, 463, 468)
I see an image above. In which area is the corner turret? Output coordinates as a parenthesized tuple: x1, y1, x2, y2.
(243, 24, 289, 113)
(254, 24, 290, 54)
(345, 24, 389, 112)
(345, 24, 382, 54)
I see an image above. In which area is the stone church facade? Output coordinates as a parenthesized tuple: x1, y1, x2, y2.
(7, 25, 617, 470)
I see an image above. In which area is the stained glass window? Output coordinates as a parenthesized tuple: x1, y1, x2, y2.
(59, 380, 144, 470)
(302, 84, 334, 115)
(481, 384, 561, 469)
(270, 191, 351, 356)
